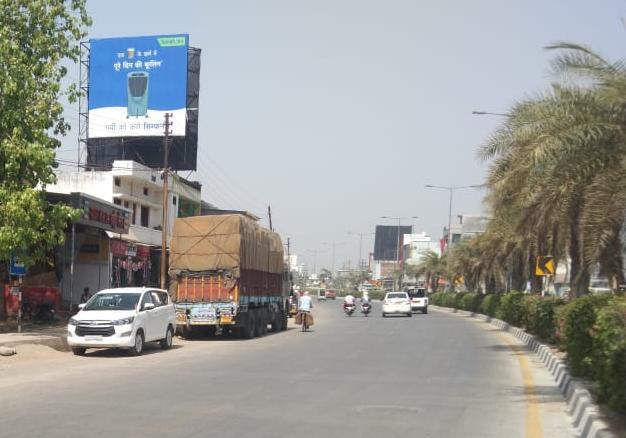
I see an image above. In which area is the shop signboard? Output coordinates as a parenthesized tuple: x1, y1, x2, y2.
(71, 193, 130, 234)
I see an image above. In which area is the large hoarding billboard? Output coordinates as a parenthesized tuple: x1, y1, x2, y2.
(374, 225, 413, 261)
(88, 34, 189, 138)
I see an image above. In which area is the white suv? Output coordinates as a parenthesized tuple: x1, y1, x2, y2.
(382, 291, 412, 317)
(67, 287, 176, 356)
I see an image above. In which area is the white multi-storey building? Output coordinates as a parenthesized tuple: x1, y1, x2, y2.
(49, 160, 201, 247)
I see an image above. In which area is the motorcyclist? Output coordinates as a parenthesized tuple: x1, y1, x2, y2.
(343, 293, 356, 310)
(361, 291, 371, 305)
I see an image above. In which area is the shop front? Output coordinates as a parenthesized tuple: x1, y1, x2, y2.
(110, 239, 154, 287)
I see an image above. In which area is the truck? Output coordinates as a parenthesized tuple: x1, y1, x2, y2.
(168, 213, 288, 338)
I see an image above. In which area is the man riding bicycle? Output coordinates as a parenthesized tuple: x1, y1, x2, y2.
(298, 291, 313, 330)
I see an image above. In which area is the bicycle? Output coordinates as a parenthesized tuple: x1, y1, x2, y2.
(299, 311, 310, 332)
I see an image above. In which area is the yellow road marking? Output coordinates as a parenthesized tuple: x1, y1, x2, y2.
(496, 332, 543, 438)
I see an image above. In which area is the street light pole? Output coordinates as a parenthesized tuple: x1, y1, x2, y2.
(425, 184, 483, 289)
(347, 231, 374, 271)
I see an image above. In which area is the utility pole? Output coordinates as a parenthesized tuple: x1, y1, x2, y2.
(160, 112, 172, 290)
(268, 205, 273, 231)
(286, 237, 292, 292)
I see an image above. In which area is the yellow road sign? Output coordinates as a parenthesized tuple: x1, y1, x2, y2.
(535, 256, 555, 276)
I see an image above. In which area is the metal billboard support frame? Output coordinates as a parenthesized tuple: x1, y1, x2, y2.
(78, 41, 90, 171)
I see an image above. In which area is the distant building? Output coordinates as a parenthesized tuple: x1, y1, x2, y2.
(444, 214, 491, 249)
(403, 232, 439, 266)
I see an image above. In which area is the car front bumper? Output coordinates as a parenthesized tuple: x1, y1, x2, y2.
(67, 325, 136, 348)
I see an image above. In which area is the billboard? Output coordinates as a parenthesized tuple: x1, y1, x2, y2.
(88, 34, 189, 138)
(374, 225, 413, 261)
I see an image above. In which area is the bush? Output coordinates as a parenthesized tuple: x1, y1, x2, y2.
(430, 292, 443, 306)
(521, 296, 565, 342)
(495, 291, 526, 327)
(556, 294, 612, 377)
(592, 296, 626, 412)
(460, 293, 483, 312)
(452, 292, 467, 309)
(480, 294, 501, 317)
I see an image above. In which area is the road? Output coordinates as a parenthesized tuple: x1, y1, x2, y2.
(0, 302, 573, 438)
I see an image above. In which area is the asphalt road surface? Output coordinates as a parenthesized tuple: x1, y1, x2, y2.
(0, 302, 573, 438)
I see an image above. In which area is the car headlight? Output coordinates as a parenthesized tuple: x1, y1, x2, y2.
(112, 316, 135, 326)
(68, 318, 80, 326)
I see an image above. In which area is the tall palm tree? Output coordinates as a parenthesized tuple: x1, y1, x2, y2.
(479, 43, 626, 297)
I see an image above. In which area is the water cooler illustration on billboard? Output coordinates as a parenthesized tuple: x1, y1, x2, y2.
(85, 33, 200, 170)
(127, 71, 149, 117)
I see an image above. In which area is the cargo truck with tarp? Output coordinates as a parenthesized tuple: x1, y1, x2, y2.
(168, 214, 288, 338)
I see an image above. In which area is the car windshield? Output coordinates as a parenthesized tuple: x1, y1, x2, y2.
(387, 293, 408, 299)
(408, 290, 425, 298)
(84, 293, 141, 311)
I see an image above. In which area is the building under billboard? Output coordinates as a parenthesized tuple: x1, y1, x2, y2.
(81, 34, 201, 171)
(373, 225, 413, 261)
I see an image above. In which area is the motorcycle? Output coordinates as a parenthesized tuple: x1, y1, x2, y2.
(343, 302, 356, 316)
(361, 302, 371, 317)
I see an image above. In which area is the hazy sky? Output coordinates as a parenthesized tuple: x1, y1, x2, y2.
(57, 1, 625, 271)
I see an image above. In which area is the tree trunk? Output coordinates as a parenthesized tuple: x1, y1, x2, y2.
(510, 252, 526, 291)
(569, 220, 589, 297)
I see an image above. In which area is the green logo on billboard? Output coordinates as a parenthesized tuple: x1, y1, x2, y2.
(157, 36, 186, 47)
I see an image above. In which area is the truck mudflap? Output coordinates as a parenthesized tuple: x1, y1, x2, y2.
(175, 302, 237, 326)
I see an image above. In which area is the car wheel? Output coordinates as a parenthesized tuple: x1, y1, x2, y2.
(382, 313, 386, 318)
(72, 347, 86, 356)
(160, 326, 174, 349)
(129, 330, 144, 356)
(423, 307, 428, 314)
(407, 312, 412, 317)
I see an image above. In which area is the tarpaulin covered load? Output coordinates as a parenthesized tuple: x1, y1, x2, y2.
(168, 214, 284, 277)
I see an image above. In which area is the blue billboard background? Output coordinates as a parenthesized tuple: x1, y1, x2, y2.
(88, 34, 188, 138)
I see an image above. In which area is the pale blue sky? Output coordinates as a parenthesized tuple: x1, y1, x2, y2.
(57, 1, 625, 270)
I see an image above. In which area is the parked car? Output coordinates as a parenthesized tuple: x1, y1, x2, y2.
(382, 292, 412, 317)
(589, 278, 611, 294)
(67, 287, 176, 356)
(407, 287, 428, 313)
(325, 289, 337, 300)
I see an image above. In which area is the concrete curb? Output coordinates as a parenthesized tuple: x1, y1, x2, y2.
(432, 305, 614, 438)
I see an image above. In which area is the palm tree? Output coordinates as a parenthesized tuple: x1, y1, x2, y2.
(415, 250, 446, 292)
(479, 43, 626, 297)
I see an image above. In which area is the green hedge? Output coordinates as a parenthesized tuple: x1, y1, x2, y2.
(460, 293, 483, 313)
(521, 296, 564, 343)
(480, 294, 501, 317)
(495, 291, 526, 327)
(594, 296, 626, 412)
(555, 294, 612, 377)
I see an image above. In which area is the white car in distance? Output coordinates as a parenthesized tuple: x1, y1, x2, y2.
(382, 292, 412, 318)
(67, 287, 176, 356)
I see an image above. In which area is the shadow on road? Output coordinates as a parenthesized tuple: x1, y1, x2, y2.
(83, 344, 184, 358)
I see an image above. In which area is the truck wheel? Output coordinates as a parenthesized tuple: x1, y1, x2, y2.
(243, 313, 255, 339)
(254, 311, 262, 337)
(270, 314, 281, 332)
(260, 312, 268, 335)
(72, 347, 86, 356)
(281, 311, 288, 331)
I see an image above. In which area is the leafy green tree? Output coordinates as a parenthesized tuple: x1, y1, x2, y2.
(0, 1, 90, 266)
